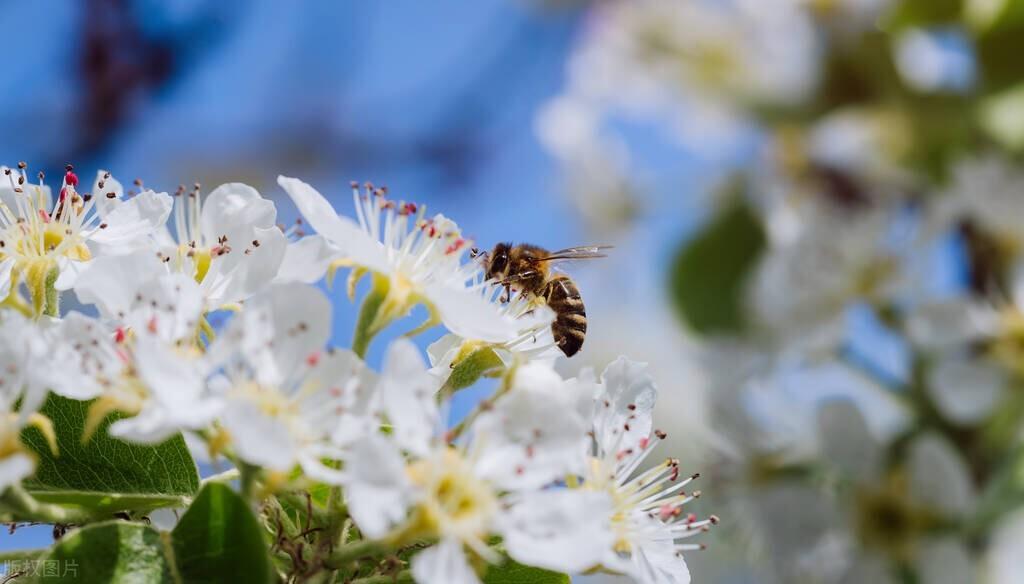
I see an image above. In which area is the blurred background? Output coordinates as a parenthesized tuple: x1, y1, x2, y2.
(5, 1, 1024, 582)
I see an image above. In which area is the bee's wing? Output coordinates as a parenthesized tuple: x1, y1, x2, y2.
(536, 245, 612, 263)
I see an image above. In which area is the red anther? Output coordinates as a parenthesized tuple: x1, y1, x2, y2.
(59, 187, 68, 202)
(329, 387, 342, 397)
(686, 513, 697, 523)
(404, 202, 417, 214)
(639, 437, 650, 450)
(306, 352, 320, 367)
(525, 444, 535, 459)
(445, 238, 465, 255)
(428, 225, 437, 238)
(515, 465, 525, 476)
(37, 209, 50, 223)
(114, 327, 126, 343)
(64, 171, 79, 186)
(658, 504, 675, 521)
(669, 466, 680, 482)
(147, 317, 158, 334)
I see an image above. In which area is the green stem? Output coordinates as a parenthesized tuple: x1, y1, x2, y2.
(0, 484, 106, 524)
(350, 571, 414, 584)
(238, 462, 260, 504)
(43, 265, 60, 317)
(322, 539, 387, 570)
(352, 275, 389, 358)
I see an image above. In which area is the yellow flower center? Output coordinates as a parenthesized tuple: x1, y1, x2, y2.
(406, 448, 498, 540)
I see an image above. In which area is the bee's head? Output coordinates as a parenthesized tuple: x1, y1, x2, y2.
(486, 242, 511, 281)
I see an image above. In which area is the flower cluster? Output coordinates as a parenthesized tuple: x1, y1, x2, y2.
(0, 166, 711, 583)
(542, 1, 1024, 582)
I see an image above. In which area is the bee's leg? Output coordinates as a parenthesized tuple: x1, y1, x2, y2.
(502, 282, 512, 303)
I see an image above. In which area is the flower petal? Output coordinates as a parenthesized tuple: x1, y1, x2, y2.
(501, 489, 612, 573)
(379, 338, 440, 456)
(412, 538, 480, 584)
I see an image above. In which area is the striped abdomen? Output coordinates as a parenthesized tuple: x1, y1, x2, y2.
(543, 275, 586, 357)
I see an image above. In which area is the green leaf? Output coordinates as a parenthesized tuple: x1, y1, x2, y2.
(668, 188, 766, 335)
(20, 395, 199, 513)
(884, 0, 962, 30)
(483, 560, 569, 584)
(33, 522, 175, 583)
(31, 484, 272, 584)
(171, 482, 274, 584)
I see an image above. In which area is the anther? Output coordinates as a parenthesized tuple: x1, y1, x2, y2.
(17, 162, 26, 169)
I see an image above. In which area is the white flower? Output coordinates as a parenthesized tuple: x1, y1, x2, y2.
(74, 252, 205, 342)
(0, 165, 171, 313)
(344, 345, 595, 584)
(152, 182, 287, 308)
(749, 196, 896, 351)
(277, 176, 538, 343)
(929, 155, 1024, 252)
(209, 282, 368, 483)
(426, 282, 557, 386)
(70, 269, 218, 443)
(575, 357, 714, 584)
(0, 312, 60, 490)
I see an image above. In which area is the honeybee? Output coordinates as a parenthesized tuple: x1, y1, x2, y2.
(477, 243, 610, 357)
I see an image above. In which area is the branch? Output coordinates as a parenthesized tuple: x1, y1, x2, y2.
(0, 485, 107, 524)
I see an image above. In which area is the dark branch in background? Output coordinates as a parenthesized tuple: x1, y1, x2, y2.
(63, 1, 584, 195)
(64, 0, 242, 167)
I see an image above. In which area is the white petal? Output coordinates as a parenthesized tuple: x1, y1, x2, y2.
(42, 312, 116, 400)
(592, 357, 657, 458)
(908, 433, 975, 516)
(927, 354, 1005, 425)
(222, 399, 296, 471)
(0, 453, 35, 492)
(277, 176, 388, 270)
(201, 226, 287, 306)
(276, 235, 338, 284)
(89, 190, 173, 246)
(915, 537, 974, 584)
(127, 273, 205, 344)
(133, 336, 215, 431)
(424, 284, 534, 344)
(200, 183, 276, 249)
(344, 435, 414, 538)
(379, 338, 440, 456)
(473, 372, 588, 489)
(213, 282, 331, 388)
(108, 408, 184, 445)
(412, 538, 480, 584)
(501, 490, 612, 573)
(986, 510, 1024, 584)
(816, 400, 881, 482)
(73, 251, 164, 320)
